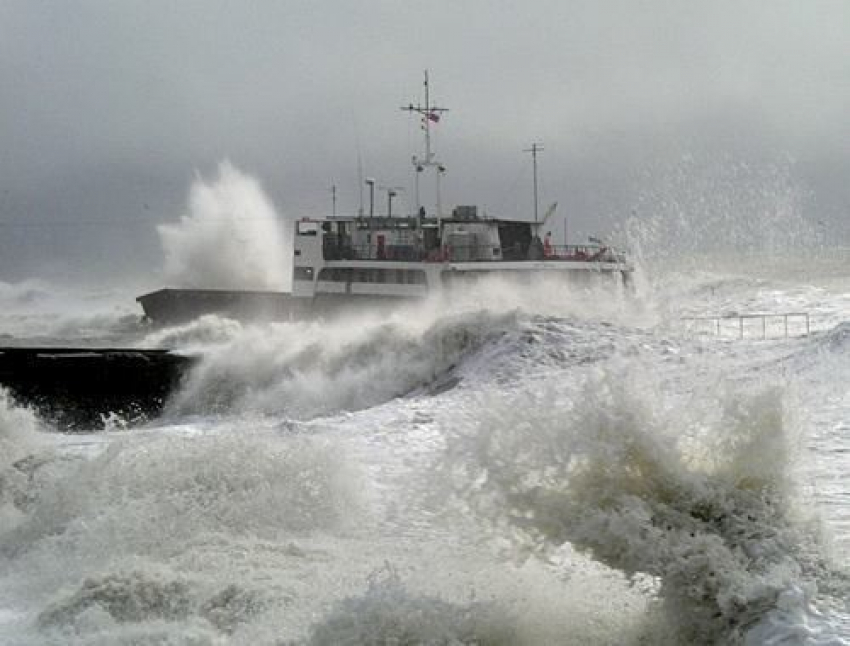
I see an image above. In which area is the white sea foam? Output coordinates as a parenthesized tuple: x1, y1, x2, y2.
(157, 161, 290, 291)
(137, 313, 244, 352)
(162, 307, 519, 420)
(4, 427, 361, 563)
(0, 389, 43, 464)
(305, 566, 517, 646)
(0, 390, 49, 536)
(1, 254, 849, 644)
(0, 280, 143, 345)
(443, 368, 842, 644)
(153, 271, 643, 422)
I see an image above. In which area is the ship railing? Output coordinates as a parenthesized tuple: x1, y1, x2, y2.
(543, 245, 626, 263)
(681, 312, 811, 339)
(324, 243, 628, 264)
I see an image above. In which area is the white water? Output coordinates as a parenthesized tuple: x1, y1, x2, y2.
(0, 164, 848, 644)
(0, 265, 848, 645)
(157, 160, 290, 291)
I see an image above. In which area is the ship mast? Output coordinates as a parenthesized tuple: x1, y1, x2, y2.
(524, 142, 544, 229)
(523, 141, 545, 259)
(402, 71, 449, 218)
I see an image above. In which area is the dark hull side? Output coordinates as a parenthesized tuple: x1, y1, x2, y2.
(136, 288, 418, 324)
(136, 289, 313, 324)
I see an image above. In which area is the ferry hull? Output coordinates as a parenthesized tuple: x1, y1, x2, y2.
(136, 288, 418, 324)
(136, 289, 311, 324)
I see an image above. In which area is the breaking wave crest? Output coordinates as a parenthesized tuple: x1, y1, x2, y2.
(444, 371, 840, 644)
(138, 313, 245, 351)
(306, 566, 516, 646)
(0, 388, 43, 465)
(165, 309, 521, 420)
(812, 321, 850, 354)
(0, 389, 48, 536)
(4, 428, 361, 569)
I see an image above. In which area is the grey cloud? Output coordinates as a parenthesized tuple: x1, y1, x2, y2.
(1, 0, 849, 281)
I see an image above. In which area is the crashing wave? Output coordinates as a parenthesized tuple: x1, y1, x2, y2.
(444, 373, 838, 644)
(164, 309, 520, 420)
(306, 566, 516, 646)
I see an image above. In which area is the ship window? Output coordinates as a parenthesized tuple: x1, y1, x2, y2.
(405, 270, 427, 285)
(297, 221, 319, 236)
(294, 267, 314, 281)
(318, 268, 351, 282)
(315, 267, 426, 285)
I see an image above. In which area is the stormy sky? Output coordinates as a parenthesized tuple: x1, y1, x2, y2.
(1, 0, 849, 283)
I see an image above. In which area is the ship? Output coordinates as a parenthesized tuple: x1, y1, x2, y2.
(137, 73, 633, 324)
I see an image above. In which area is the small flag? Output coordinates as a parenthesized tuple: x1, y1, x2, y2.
(427, 111, 440, 123)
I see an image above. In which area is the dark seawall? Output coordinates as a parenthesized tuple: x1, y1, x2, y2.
(0, 347, 195, 430)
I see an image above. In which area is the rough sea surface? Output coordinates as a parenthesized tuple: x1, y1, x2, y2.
(0, 257, 849, 645)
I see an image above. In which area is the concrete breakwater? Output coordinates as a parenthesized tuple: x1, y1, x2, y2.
(0, 347, 195, 430)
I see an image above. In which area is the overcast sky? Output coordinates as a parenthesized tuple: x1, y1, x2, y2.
(2, 0, 849, 282)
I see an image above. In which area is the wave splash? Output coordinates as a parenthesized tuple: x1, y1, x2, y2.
(3, 429, 361, 565)
(0, 280, 143, 345)
(152, 272, 640, 422)
(36, 568, 268, 641)
(306, 565, 516, 646)
(0, 390, 48, 536)
(157, 160, 289, 291)
(164, 308, 520, 420)
(445, 373, 836, 644)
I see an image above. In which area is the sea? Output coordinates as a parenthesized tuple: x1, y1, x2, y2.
(0, 255, 847, 646)
(0, 163, 848, 645)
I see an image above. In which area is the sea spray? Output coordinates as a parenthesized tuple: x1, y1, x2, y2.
(3, 428, 362, 567)
(0, 424, 368, 639)
(621, 155, 820, 271)
(157, 161, 290, 291)
(138, 313, 244, 352)
(155, 275, 644, 422)
(0, 279, 51, 308)
(165, 308, 518, 420)
(0, 280, 143, 346)
(36, 567, 270, 641)
(444, 371, 827, 644)
(306, 565, 517, 646)
(615, 155, 825, 330)
(0, 389, 43, 465)
(0, 389, 48, 535)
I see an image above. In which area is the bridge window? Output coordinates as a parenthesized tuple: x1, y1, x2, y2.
(317, 268, 426, 285)
(297, 221, 319, 236)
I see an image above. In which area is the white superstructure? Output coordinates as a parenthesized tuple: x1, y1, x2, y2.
(137, 73, 632, 323)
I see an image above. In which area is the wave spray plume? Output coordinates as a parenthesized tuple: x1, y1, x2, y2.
(157, 161, 290, 290)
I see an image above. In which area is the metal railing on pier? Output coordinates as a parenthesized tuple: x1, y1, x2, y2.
(681, 312, 811, 339)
